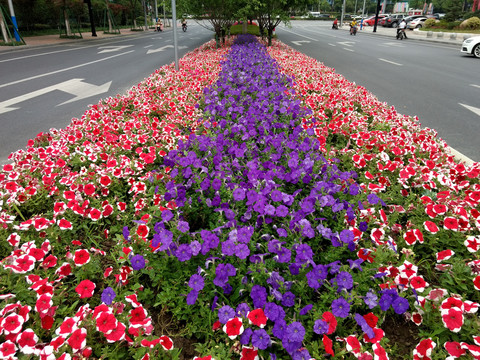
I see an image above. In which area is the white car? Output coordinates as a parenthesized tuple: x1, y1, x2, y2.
(461, 36, 480, 58)
(407, 17, 427, 29)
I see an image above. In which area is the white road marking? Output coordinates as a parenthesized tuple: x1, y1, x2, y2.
(146, 45, 174, 54)
(328, 43, 336, 46)
(0, 51, 134, 89)
(97, 45, 133, 53)
(337, 41, 355, 47)
(378, 58, 403, 66)
(470, 84, 480, 89)
(343, 48, 355, 52)
(144, 45, 153, 48)
(459, 103, 480, 117)
(275, 27, 319, 41)
(292, 40, 311, 46)
(0, 79, 112, 114)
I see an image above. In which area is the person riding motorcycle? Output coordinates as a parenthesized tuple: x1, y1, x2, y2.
(332, 18, 338, 29)
(181, 19, 187, 31)
(397, 19, 407, 39)
(350, 19, 357, 35)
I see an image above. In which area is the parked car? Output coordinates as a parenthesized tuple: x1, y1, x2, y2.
(407, 17, 427, 29)
(461, 35, 480, 58)
(403, 15, 426, 24)
(363, 15, 388, 26)
(382, 14, 406, 27)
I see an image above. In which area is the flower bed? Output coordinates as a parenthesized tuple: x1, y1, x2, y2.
(1, 35, 480, 360)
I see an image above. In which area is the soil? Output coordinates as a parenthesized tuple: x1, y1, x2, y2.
(383, 314, 420, 359)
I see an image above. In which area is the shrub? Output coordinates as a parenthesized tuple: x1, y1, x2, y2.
(460, 16, 480, 30)
(424, 18, 437, 28)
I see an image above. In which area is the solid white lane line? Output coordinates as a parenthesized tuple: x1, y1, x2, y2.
(378, 58, 403, 66)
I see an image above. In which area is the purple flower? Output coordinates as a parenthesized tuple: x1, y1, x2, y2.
(299, 304, 313, 316)
(313, 319, 328, 334)
(233, 187, 246, 201)
(347, 258, 364, 271)
(235, 243, 250, 259)
(354, 313, 375, 339)
(175, 244, 193, 262)
(122, 226, 130, 241)
(282, 291, 296, 307)
(392, 296, 409, 314)
(252, 329, 271, 350)
(379, 289, 398, 311)
(188, 274, 204, 292)
(292, 348, 311, 360)
(285, 322, 305, 343)
(240, 327, 253, 345)
(218, 305, 235, 324)
(359, 221, 368, 232)
(186, 290, 198, 305)
(275, 205, 289, 217)
(236, 303, 251, 317)
(331, 297, 350, 318)
(265, 302, 285, 323)
(130, 254, 145, 270)
(162, 209, 174, 222)
(282, 337, 302, 354)
(251, 285, 267, 309)
(295, 243, 313, 264)
(364, 289, 378, 309)
(101, 287, 116, 305)
(221, 240, 236, 256)
(335, 271, 353, 291)
(273, 319, 287, 340)
(177, 220, 190, 233)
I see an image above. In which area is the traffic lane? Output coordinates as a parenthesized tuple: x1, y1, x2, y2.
(276, 27, 480, 162)
(0, 30, 214, 162)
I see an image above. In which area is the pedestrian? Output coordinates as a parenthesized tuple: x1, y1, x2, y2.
(332, 18, 338, 29)
(360, 18, 364, 30)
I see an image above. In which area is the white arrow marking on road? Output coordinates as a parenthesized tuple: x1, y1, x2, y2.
(292, 40, 311, 46)
(459, 103, 480, 117)
(337, 41, 355, 47)
(97, 45, 133, 53)
(0, 79, 112, 114)
(146, 45, 174, 54)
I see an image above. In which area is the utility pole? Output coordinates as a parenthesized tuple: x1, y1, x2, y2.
(84, 0, 97, 36)
(340, 0, 346, 27)
(155, 0, 158, 22)
(171, 0, 178, 70)
(7, 0, 20, 42)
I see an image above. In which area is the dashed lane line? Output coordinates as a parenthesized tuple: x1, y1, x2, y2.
(378, 58, 403, 66)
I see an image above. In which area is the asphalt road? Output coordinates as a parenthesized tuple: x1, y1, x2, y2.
(276, 21, 480, 163)
(0, 23, 213, 164)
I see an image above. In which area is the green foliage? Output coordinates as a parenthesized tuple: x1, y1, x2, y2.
(424, 18, 437, 28)
(460, 16, 480, 30)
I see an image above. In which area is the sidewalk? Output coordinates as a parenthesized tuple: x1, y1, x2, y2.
(0, 27, 152, 50)
(339, 24, 475, 45)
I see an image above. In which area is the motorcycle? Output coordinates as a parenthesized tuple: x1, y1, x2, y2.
(332, 22, 338, 30)
(396, 28, 406, 40)
(350, 25, 357, 35)
(182, 23, 187, 32)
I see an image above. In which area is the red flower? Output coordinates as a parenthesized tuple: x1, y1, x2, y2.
(16, 329, 38, 348)
(159, 335, 174, 350)
(436, 249, 454, 262)
(75, 279, 96, 298)
(96, 311, 118, 334)
(444, 341, 465, 358)
(413, 338, 436, 358)
(41, 315, 54, 330)
(55, 317, 78, 335)
(74, 249, 91, 266)
(240, 346, 258, 360)
(57, 218, 73, 230)
(0, 340, 17, 357)
(443, 217, 459, 231)
(323, 334, 334, 356)
(372, 343, 389, 360)
(441, 308, 463, 332)
(104, 321, 126, 343)
(247, 308, 267, 328)
(423, 220, 439, 234)
(223, 317, 244, 339)
(35, 294, 53, 316)
(410, 276, 428, 292)
(1, 313, 24, 334)
(345, 335, 361, 355)
(363, 312, 378, 328)
(322, 311, 337, 334)
(67, 327, 87, 350)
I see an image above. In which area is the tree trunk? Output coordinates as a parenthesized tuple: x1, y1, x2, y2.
(242, 21, 247, 34)
(64, 8, 72, 36)
(0, 14, 9, 43)
(106, 0, 113, 32)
